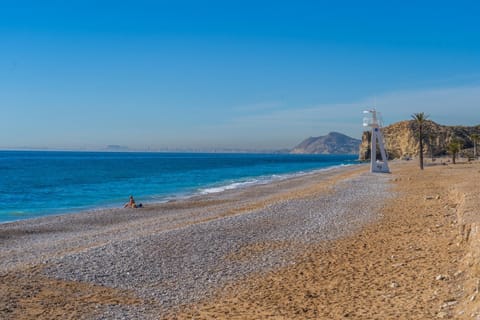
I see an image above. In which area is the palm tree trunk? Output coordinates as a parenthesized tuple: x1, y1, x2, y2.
(411, 112, 429, 170)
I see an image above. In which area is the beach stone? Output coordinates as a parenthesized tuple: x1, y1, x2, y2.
(441, 300, 457, 308)
(454, 270, 463, 277)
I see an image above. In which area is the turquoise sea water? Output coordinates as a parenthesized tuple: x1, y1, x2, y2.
(0, 151, 358, 223)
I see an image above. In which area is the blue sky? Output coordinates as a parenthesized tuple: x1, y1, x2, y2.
(1, 0, 479, 150)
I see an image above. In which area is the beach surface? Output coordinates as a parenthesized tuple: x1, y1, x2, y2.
(1, 161, 480, 319)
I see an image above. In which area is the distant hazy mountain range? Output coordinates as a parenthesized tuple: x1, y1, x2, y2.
(290, 132, 361, 155)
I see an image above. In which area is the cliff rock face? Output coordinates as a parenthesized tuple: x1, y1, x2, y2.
(291, 132, 361, 155)
(359, 120, 480, 160)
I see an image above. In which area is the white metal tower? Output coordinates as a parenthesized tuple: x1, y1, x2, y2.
(363, 109, 390, 173)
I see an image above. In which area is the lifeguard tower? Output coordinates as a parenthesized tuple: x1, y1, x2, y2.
(363, 109, 390, 173)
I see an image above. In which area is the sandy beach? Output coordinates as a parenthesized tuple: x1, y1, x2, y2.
(1, 160, 480, 319)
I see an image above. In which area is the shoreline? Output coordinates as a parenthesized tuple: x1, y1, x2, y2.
(0, 164, 369, 272)
(0, 162, 361, 226)
(1, 163, 379, 319)
(4, 160, 477, 319)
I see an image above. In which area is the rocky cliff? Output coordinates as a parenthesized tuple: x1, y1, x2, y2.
(359, 120, 480, 160)
(291, 132, 361, 155)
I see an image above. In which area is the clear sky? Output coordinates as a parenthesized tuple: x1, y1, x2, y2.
(1, 0, 479, 151)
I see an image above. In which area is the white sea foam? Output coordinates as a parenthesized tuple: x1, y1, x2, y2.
(198, 163, 355, 195)
(199, 179, 269, 195)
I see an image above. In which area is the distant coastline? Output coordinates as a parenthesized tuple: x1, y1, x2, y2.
(0, 147, 291, 154)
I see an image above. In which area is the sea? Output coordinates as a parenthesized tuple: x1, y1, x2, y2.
(0, 151, 358, 223)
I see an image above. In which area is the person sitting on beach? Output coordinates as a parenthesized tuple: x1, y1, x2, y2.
(124, 195, 137, 208)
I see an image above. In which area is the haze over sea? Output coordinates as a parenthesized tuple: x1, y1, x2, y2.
(0, 151, 357, 223)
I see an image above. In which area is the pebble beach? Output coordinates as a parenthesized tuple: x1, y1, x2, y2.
(2, 161, 480, 319)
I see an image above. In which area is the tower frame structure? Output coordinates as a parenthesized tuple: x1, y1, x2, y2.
(363, 109, 390, 173)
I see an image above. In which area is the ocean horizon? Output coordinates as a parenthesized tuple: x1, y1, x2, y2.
(0, 151, 358, 223)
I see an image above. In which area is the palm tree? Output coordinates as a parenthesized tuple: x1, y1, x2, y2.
(447, 139, 462, 164)
(470, 133, 479, 159)
(411, 112, 429, 170)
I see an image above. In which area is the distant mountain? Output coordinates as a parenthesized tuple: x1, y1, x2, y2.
(290, 132, 361, 155)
